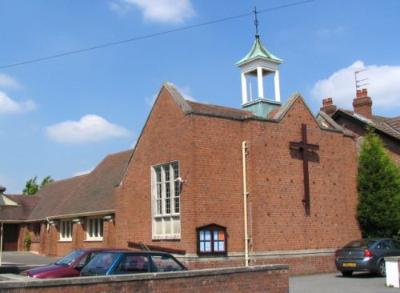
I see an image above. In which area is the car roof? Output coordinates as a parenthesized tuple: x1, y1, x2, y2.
(93, 250, 174, 256)
(76, 248, 130, 253)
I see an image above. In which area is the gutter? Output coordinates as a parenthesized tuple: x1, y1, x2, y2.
(1, 209, 115, 223)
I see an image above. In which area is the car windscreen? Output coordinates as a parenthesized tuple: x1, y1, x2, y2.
(55, 250, 86, 266)
(81, 252, 120, 275)
(344, 239, 377, 249)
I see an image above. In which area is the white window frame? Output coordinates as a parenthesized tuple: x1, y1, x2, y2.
(59, 220, 73, 241)
(86, 217, 104, 241)
(151, 161, 181, 240)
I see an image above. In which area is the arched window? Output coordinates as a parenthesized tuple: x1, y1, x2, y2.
(196, 224, 227, 256)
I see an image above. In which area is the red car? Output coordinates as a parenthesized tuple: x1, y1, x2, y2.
(25, 248, 122, 278)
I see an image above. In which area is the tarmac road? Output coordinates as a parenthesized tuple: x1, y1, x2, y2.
(290, 272, 399, 293)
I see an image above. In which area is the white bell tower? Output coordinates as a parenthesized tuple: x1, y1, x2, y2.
(236, 9, 283, 117)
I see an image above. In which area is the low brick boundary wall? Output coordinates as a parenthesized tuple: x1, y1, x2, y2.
(184, 249, 336, 275)
(0, 264, 289, 293)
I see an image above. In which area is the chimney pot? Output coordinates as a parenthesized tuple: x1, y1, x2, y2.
(320, 97, 336, 115)
(322, 97, 333, 107)
(353, 88, 372, 118)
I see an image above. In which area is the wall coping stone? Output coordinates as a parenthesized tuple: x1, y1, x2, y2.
(0, 264, 288, 289)
(183, 248, 336, 260)
(385, 257, 400, 261)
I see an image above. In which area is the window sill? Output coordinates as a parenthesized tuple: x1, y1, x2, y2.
(154, 214, 180, 219)
(84, 239, 103, 242)
(197, 253, 228, 257)
(152, 235, 180, 241)
(58, 240, 72, 243)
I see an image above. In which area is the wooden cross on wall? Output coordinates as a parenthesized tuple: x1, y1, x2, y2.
(289, 124, 320, 216)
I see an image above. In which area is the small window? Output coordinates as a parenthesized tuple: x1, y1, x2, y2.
(60, 220, 73, 241)
(86, 217, 103, 241)
(197, 224, 227, 256)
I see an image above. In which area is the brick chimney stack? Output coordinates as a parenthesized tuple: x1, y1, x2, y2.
(320, 97, 337, 115)
(353, 88, 372, 119)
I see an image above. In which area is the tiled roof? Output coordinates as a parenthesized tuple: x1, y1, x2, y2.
(27, 175, 88, 220)
(336, 110, 400, 141)
(186, 101, 255, 120)
(0, 195, 40, 221)
(164, 83, 343, 133)
(28, 149, 132, 220)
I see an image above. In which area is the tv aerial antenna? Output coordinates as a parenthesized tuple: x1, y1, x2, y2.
(354, 69, 368, 91)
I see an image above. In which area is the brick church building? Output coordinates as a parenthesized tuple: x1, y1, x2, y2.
(0, 34, 362, 274)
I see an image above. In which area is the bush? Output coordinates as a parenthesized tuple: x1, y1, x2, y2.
(24, 232, 32, 251)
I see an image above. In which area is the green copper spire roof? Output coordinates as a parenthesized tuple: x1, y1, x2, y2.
(237, 36, 282, 66)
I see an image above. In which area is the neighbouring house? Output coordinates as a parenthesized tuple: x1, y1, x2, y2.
(0, 34, 362, 275)
(319, 89, 400, 165)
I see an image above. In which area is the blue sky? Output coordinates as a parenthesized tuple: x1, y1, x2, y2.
(0, 0, 399, 193)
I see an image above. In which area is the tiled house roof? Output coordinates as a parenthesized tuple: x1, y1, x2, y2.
(28, 149, 132, 221)
(0, 195, 40, 222)
(333, 109, 400, 141)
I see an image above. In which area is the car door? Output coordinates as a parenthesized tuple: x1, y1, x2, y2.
(112, 255, 151, 275)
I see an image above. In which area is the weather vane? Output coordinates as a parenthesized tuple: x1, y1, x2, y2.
(254, 6, 259, 38)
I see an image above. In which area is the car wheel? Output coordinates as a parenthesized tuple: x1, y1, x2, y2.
(341, 271, 353, 277)
(378, 260, 386, 277)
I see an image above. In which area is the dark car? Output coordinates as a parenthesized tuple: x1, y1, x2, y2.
(335, 238, 400, 277)
(25, 248, 121, 278)
(80, 251, 187, 276)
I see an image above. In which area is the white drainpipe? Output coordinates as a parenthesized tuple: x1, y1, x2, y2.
(0, 221, 3, 266)
(242, 141, 249, 267)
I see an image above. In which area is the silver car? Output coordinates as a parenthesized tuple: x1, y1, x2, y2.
(335, 238, 400, 277)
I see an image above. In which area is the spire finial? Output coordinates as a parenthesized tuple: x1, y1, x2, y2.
(253, 6, 259, 38)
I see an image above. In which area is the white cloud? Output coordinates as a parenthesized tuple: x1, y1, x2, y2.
(311, 60, 400, 109)
(0, 90, 36, 114)
(0, 73, 20, 89)
(73, 168, 94, 177)
(46, 114, 131, 144)
(146, 84, 197, 107)
(110, 0, 195, 23)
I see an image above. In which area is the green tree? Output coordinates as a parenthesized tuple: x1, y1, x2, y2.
(23, 176, 54, 195)
(40, 176, 54, 188)
(357, 128, 400, 238)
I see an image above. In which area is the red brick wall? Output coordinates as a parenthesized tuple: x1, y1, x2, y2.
(185, 253, 335, 275)
(115, 86, 196, 251)
(16, 219, 116, 257)
(245, 100, 360, 252)
(114, 89, 360, 274)
(0, 265, 289, 293)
